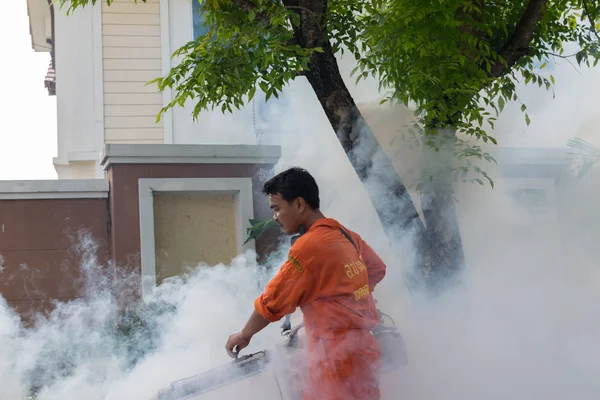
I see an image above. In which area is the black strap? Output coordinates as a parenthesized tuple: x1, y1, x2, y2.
(292, 226, 355, 249)
(290, 234, 300, 246)
(290, 225, 307, 246)
(340, 227, 358, 251)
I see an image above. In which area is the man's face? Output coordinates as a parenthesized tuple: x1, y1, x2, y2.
(269, 194, 302, 234)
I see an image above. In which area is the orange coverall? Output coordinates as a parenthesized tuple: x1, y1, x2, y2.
(254, 218, 387, 400)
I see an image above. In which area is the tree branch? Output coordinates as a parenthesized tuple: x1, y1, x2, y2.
(582, 0, 600, 41)
(490, 0, 548, 77)
(231, 0, 270, 23)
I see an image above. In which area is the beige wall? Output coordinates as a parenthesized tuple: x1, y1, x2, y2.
(54, 161, 99, 179)
(153, 192, 238, 284)
(102, 0, 164, 144)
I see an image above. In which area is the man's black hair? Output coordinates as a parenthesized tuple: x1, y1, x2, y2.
(262, 167, 320, 210)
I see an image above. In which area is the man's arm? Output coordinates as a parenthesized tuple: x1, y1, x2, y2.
(359, 238, 387, 292)
(226, 247, 314, 357)
(226, 310, 270, 357)
(241, 309, 271, 338)
(253, 249, 315, 322)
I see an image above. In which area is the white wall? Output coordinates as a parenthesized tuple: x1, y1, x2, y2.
(54, 5, 100, 163)
(166, 0, 275, 146)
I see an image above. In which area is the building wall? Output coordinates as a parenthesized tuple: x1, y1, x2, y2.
(166, 0, 258, 146)
(0, 181, 110, 322)
(44, 0, 291, 179)
(102, 0, 164, 144)
(53, 5, 100, 166)
(106, 163, 274, 273)
(0, 143, 281, 318)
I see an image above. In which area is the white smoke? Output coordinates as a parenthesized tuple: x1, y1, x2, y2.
(1, 30, 599, 400)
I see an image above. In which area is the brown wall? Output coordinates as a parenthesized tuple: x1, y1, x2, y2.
(0, 163, 279, 318)
(0, 198, 110, 321)
(107, 163, 277, 282)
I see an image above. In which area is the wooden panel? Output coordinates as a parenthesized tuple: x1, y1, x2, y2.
(104, 70, 162, 82)
(101, 0, 163, 143)
(105, 116, 162, 129)
(154, 194, 238, 284)
(102, 2, 160, 14)
(102, 24, 161, 37)
(105, 104, 163, 117)
(102, 35, 161, 48)
(104, 81, 159, 94)
(104, 93, 163, 105)
(103, 46, 162, 59)
(102, 12, 160, 25)
(104, 58, 162, 71)
(105, 128, 164, 141)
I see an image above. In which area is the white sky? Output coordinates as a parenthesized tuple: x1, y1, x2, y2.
(0, 1, 57, 181)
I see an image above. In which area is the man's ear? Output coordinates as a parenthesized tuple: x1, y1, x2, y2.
(296, 197, 306, 212)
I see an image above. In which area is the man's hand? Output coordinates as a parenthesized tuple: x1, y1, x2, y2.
(225, 332, 252, 358)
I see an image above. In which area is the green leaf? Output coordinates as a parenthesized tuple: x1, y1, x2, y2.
(248, 86, 257, 102)
(259, 82, 269, 93)
(498, 96, 505, 112)
(525, 113, 531, 126)
(244, 218, 279, 244)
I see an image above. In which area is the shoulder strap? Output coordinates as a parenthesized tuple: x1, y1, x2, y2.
(292, 225, 357, 250)
(290, 225, 307, 246)
(340, 227, 358, 251)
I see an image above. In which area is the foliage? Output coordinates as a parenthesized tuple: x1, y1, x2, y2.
(149, 0, 600, 143)
(60, 0, 600, 246)
(358, 1, 600, 141)
(244, 218, 279, 244)
(58, 0, 146, 13)
(153, 1, 318, 118)
(62, 0, 600, 183)
(23, 300, 176, 397)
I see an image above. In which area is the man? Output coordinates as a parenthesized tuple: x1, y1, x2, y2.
(226, 167, 387, 400)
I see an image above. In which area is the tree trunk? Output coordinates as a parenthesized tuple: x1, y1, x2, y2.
(287, 0, 465, 292)
(303, 43, 425, 239)
(420, 172, 466, 293)
(301, 44, 466, 292)
(414, 130, 466, 293)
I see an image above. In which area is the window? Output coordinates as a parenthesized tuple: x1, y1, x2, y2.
(511, 188, 548, 214)
(192, 0, 210, 40)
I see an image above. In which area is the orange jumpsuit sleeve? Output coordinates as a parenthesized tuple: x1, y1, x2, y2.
(359, 238, 387, 292)
(254, 246, 315, 323)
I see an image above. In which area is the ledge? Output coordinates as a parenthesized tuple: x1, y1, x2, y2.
(0, 179, 109, 200)
(100, 144, 282, 170)
(492, 147, 570, 166)
(27, 0, 52, 53)
(491, 147, 570, 180)
(53, 151, 101, 166)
